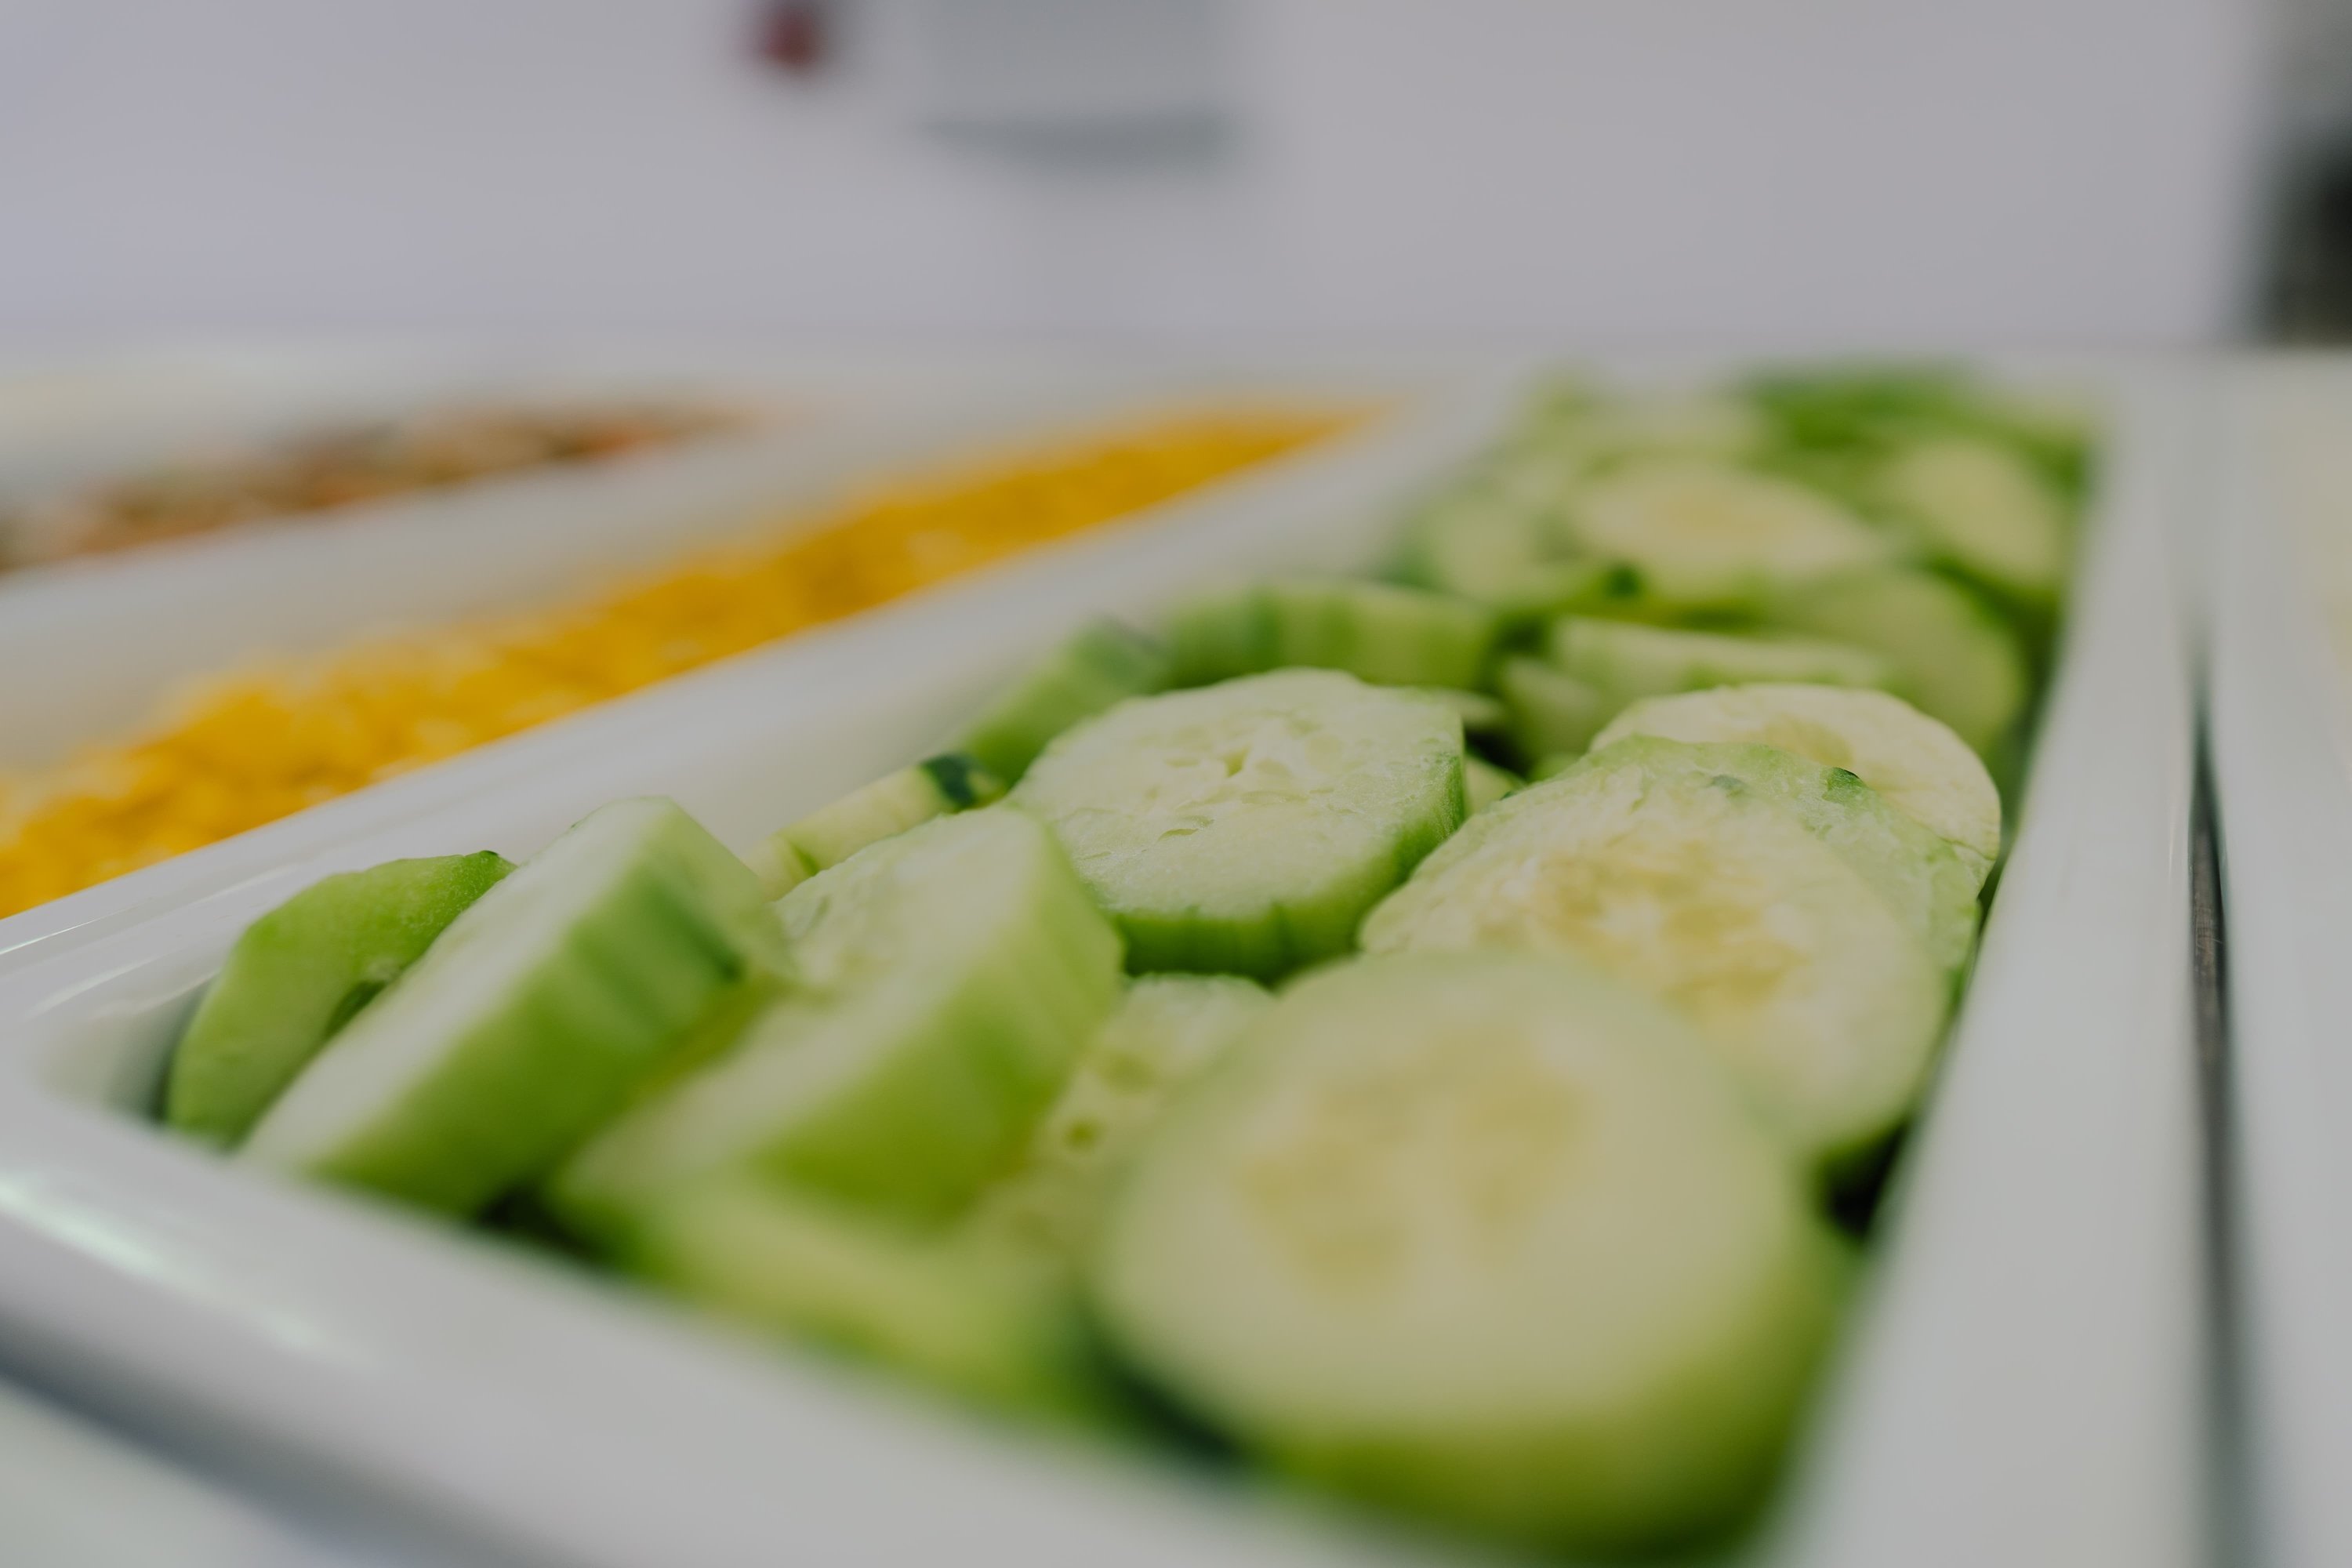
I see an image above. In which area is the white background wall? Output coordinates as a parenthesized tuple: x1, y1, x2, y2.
(0, 0, 2274, 349)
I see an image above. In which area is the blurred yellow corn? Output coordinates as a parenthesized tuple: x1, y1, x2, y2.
(0, 406, 1358, 917)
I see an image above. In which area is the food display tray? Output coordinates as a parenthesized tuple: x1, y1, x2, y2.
(0, 360, 2200, 1568)
(2204, 356, 2352, 1568)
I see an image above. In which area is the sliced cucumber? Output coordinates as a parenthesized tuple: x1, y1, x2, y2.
(1494, 656, 1613, 763)
(953, 619, 1172, 786)
(1768, 569, 2028, 756)
(1875, 437, 2070, 604)
(1551, 617, 1898, 704)
(1418, 688, 1505, 736)
(1092, 951, 1843, 1554)
(552, 808, 1123, 1231)
(746, 753, 1005, 898)
(165, 852, 514, 1148)
(1167, 579, 1500, 691)
(1360, 747, 1951, 1161)
(972, 974, 1272, 1265)
(1592, 682, 2002, 876)
(1395, 494, 1634, 622)
(1555, 461, 1896, 612)
(1584, 737, 1981, 977)
(631, 1178, 1112, 1423)
(1012, 670, 1465, 981)
(1463, 755, 1523, 814)
(240, 800, 786, 1214)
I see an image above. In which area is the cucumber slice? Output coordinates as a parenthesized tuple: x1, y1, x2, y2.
(1584, 737, 1981, 976)
(1555, 461, 1896, 612)
(630, 1178, 1112, 1423)
(1592, 682, 2001, 876)
(553, 808, 1123, 1230)
(240, 800, 786, 1214)
(746, 753, 1005, 898)
(1767, 569, 2028, 756)
(1092, 951, 1843, 1554)
(1360, 746, 1951, 1160)
(953, 619, 1173, 786)
(1463, 755, 1523, 814)
(1417, 688, 1505, 736)
(165, 853, 514, 1148)
(972, 974, 1272, 1265)
(1495, 656, 1613, 762)
(1167, 579, 1501, 691)
(1550, 616, 1900, 703)
(1011, 670, 1466, 981)
(1875, 437, 2071, 604)
(1395, 494, 1634, 621)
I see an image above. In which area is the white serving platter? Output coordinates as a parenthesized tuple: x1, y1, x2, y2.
(0, 361, 1438, 978)
(2204, 354, 2352, 1568)
(0, 361, 2199, 1568)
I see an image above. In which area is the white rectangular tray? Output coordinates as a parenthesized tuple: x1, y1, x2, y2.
(2203, 355, 2352, 1568)
(0, 361, 2200, 1568)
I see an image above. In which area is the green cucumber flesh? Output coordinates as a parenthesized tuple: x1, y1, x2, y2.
(953, 619, 1173, 786)
(1592, 682, 2001, 877)
(1766, 569, 2028, 757)
(747, 753, 1005, 898)
(1360, 746, 1951, 1163)
(165, 851, 514, 1148)
(1091, 951, 1843, 1555)
(1011, 670, 1466, 982)
(1550, 616, 1900, 704)
(1167, 579, 1500, 691)
(1875, 436, 2071, 605)
(1396, 494, 1635, 622)
(552, 807, 1123, 1231)
(1495, 656, 1614, 763)
(240, 799, 786, 1214)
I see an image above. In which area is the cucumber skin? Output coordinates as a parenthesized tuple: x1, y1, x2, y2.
(1167, 579, 1501, 691)
(753, 753, 1007, 898)
(956, 619, 1173, 786)
(628, 1178, 1120, 1425)
(245, 803, 779, 1215)
(165, 852, 514, 1149)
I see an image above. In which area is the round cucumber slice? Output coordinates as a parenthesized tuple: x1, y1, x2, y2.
(1875, 437, 2071, 604)
(953, 619, 1173, 786)
(1549, 615, 1899, 704)
(239, 800, 787, 1214)
(1394, 492, 1634, 622)
(553, 807, 1124, 1231)
(630, 1178, 1113, 1424)
(165, 851, 514, 1148)
(1012, 670, 1466, 981)
(1167, 578, 1500, 691)
(1581, 736, 1982, 976)
(1592, 683, 2001, 877)
(971, 974, 1271, 1265)
(1556, 460, 1897, 612)
(1360, 746, 1951, 1161)
(1092, 951, 1843, 1555)
(1767, 569, 2028, 757)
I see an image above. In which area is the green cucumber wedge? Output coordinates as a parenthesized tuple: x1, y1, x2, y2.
(239, 800, 786, 1214)
(1012, 670, 1466, 981)
(953, 619, 1172, 786)
(1092, 951, 1844, 1555)
(1555, 461, 1897, 612)
(747, 753, 1004, 898)
(1495, 656, 1614, 762)
(553, 807, 1123, 1232)
(1463, 755, 1523, 814)
(1875, 437, 2071, 605)
(1361, 747, 1951, 1161)
(1549, 617, 1899, 705)
(1767, 569, 2029, 757)
(1167, 579, 1501, 691)
(1581, 737, 1982, 976)
(1592, 683, 2002, 879)
(971, 974, 1271, 1265)
(630, 1178, 1114, 1423)
(165, 852, 514, 1148)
